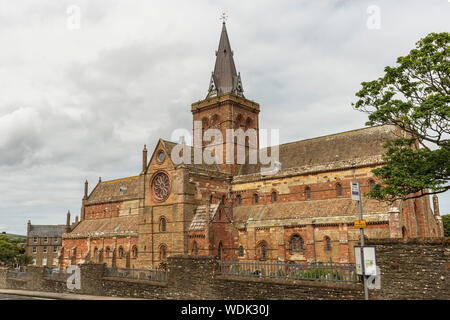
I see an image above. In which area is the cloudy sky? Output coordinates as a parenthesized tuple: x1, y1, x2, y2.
(0, 0, 449, 235)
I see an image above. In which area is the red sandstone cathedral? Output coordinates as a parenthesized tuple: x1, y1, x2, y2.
(59, 22, 444, 269)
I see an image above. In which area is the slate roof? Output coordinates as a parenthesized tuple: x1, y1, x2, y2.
(63, 216, 139, 239)
(207, 22, 244, 98)
(237, 125, 398, 176)
(189, 204, 220, 231)
(232, 198, 391, 229)
(28, 225, 66, 238)
(86, 175, 143, 204)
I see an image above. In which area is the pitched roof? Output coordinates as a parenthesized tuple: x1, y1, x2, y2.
(86, 175, 143, 204)
(237, 125, 398, 177)
(232, 198, 391, 229)
(28, 225, 66, 237)
(63, 215, 139, 239)
(189, 204, 220, 231)
(207, 22, 244, 98)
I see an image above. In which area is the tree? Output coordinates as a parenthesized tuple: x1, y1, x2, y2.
(353, 32, 449, 202)
(442, 214, 450, 237)
(0, 235, 32, 267)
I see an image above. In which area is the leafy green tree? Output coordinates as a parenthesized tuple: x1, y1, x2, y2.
(442, 214, 450, 237)
(353, 32, 449, 201)
(0, 235, 32, 267)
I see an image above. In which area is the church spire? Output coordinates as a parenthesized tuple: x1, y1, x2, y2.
(206, 21, 244, 99)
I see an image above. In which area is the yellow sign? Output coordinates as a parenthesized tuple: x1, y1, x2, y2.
(354, 220, 367, 228)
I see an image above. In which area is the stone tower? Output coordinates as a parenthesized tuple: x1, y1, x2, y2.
(191, 22, 260, 175)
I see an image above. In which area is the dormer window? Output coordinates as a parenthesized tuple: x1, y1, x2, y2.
(119, 186, 127, 195)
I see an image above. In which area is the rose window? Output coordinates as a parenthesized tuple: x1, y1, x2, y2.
(152, 172, 170, 201)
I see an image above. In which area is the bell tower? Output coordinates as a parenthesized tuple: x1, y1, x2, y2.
(191, 21, 260, 175)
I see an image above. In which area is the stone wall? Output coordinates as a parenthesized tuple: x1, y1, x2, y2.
(366, 238, 450, 300)
(0, 239, 448, 300)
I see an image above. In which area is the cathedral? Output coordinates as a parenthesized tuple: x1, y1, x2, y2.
(59, 22, 444, 270)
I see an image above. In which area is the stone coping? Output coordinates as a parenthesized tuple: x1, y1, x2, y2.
(102, 277, 168, 287)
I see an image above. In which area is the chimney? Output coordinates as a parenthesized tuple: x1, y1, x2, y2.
(142, 144, 148, 173)
(27, 220, 31, 235)
(84, 180, 88, 200)
(75, 215, 79, 224)
(432, 195, 440, 216)
(65, 210, 71, 233)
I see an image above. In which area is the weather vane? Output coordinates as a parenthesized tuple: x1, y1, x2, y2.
(220, 12, 228, 23)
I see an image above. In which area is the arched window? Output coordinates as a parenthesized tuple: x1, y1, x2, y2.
(306, 187, 311, 200)
(324, 237, 331, 251)
(93, 247, 98, 259)
(261, 244, 267, 260)
(337, 184, 342, 197)
(236, 195, 242, 206)
(218, 209, 222, 220)
(132, 246, 138, 258)
(98, 249, 104, 263)
(160, 245, 167, 260)
(254, 194, 259, 204)
(272, 192, 277, 202)
(193, 241, 198, 256)
(290, 235, 304, 253)
(160, 218, 167, 232)
(218, 242, 223, 260)
(221, 195, 225, 205)
(369, 180, 375, 191)
(209, 195, 213, 204)
(118, 246, 124, 258)
(238, 245, 244, 257)
(402, 226, 407, 239)
(105, 247, 111, 258)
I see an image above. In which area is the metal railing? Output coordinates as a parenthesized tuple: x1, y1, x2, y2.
(45, 268, 69, 280)
(7, 270, 27, 280)
(217, 261, 360, 283)
(104, 267, 167, 282)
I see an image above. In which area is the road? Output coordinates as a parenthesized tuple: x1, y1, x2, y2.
(0, 293, 54, 300)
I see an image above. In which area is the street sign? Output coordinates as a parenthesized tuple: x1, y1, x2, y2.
(354, 246, 377, 276)
(350, 182, 360, 201)
(354, 220, 367, 228)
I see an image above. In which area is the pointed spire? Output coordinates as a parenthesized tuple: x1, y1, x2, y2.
(207, 21, 244, 98)
(142, 144, 148, 173)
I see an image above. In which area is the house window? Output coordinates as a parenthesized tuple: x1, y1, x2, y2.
(209, 195, 213, 204)
(132, 246, 138, 258)
(42, 258, 47, 266)
(33, 237, 38, 243)
(221, 195, 225, 205)
(369, 180, 375, 191)
(254, 194, 259, 204)
(238, 246, 244, 257)
(325, 237, 331, 251)
(306, 187, 311, 200)
(118, 247, 124, 258)
(32, 247, 37, 254)
(52, 258, 57, 266)
(160, 218, 167, 232)
(337, 184, 342, 197)
(105, 247, 111, 258)
(272, 192, 277, 202)
(236, 195, 242, 206)
(53, 246, 58, 253)
(43, 246, 47, 253)
(32, 259, 36, 265)
(54, 237, 58, 243)
(44, 237, 48, 243)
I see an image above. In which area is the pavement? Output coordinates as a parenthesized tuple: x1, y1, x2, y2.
(0, 289, 148, 300)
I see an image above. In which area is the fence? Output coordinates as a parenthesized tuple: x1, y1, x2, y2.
(217, 261, 360, 283)
(45, 268, 70, 280)
(104, 267, 167, 282)
(6, 270, 27, 280)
